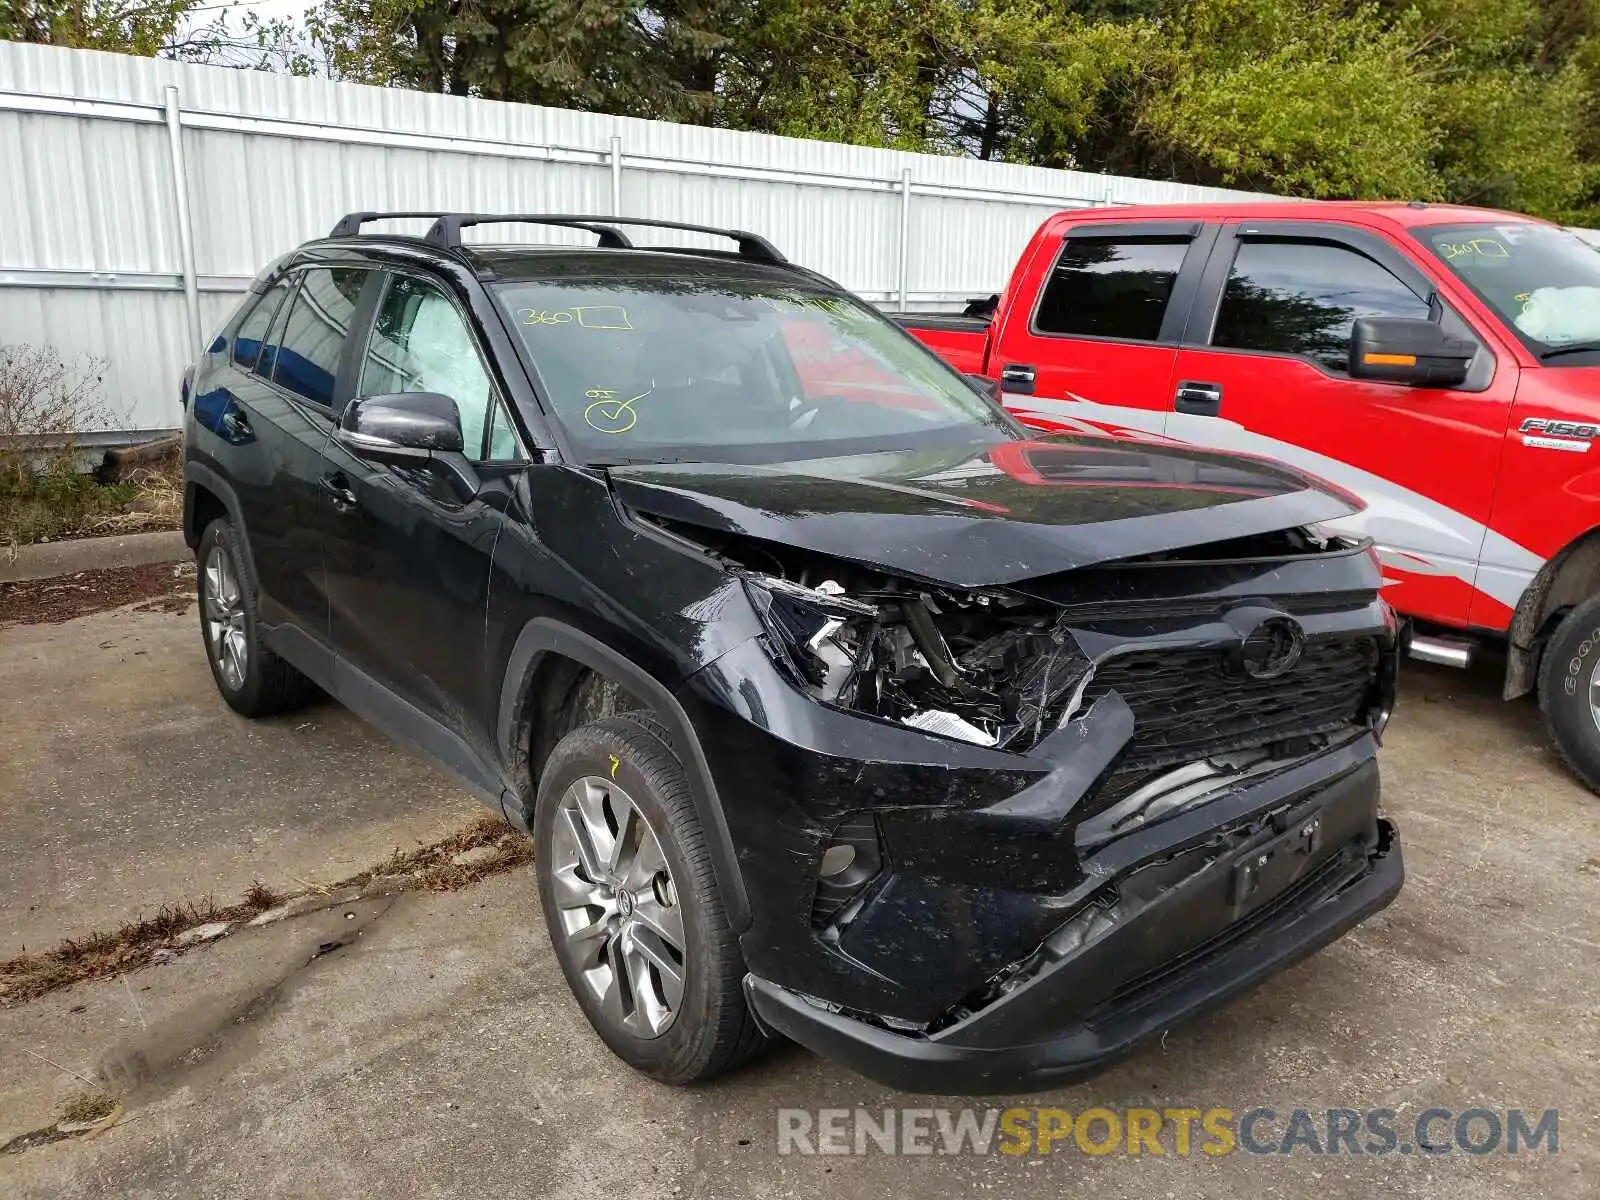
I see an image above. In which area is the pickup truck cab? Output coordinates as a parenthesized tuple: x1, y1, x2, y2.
(900, 201, 1600, 793)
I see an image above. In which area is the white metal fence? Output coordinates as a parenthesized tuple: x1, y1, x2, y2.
(0, 40, 1270, 435)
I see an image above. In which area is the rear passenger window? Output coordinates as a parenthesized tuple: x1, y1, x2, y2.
(272, 267, 369, 407)
(1033, 237, 1190, 341)
(1211, 240, 1430, 371)
(232, 280, 288, 372)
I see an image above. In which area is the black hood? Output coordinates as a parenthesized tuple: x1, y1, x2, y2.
(607, 435, 1362, 588)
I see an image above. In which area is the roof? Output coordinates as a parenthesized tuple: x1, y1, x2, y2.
(462, 245, 821, 285)
(1052, 200, 1552, 232)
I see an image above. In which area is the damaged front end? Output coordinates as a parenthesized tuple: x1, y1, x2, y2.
(660, 516, 1401, 1093)
(742, 563, 1090, 752)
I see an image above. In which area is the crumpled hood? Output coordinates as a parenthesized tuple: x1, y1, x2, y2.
(607, 435, 1362, 588)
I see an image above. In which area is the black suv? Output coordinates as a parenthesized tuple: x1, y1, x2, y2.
(181, 212, 1403, 1093)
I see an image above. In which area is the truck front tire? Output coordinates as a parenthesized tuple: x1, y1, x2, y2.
(1537, 593, 1600, 794)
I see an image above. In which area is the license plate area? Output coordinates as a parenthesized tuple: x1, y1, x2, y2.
(1228, 810, 1324, 912)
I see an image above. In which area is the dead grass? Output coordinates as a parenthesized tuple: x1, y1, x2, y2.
(0, 814, 532, 1005)
(59, 1093, 116, 1125)
(242, 879, 281, 910)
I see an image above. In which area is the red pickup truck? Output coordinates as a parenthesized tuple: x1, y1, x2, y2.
(899, 200, 1600, 792)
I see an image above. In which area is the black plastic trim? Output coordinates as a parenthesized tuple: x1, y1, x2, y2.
(496, 617, 751, 930)
(331, 654, 506, 807)
(746, 820, 1402, 1094)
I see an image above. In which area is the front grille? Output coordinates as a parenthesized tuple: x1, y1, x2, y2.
(1081, 637, 1377, 773)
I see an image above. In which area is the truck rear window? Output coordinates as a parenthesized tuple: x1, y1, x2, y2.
(1033, 237, 1188, 342)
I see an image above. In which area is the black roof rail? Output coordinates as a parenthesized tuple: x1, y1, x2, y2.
(425, 214, 788, 264)
(426, 214, 637, 251)
(328, 211, 454, 238)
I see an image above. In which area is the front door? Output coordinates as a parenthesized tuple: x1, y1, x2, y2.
(990, 220, 1215, 438)
(321, 269, 524, 753)
(1166, 222, 1517, 628)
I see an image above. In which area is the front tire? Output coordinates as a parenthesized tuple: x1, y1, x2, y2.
(533, 713, 765, 1084)
(1537, 593, 1600, 793)
(196, 518, 316, 718)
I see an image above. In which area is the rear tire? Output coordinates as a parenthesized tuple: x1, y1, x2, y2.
(533, 714, 765, 1084)
(197, 518, 317, 718)
(1536, 593, 1600, 793)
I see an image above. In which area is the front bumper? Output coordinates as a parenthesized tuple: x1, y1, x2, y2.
(746, 811, 1401, 1096)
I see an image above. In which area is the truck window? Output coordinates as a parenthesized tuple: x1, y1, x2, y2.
(1033, 237, 1189, 342)
(1211, 240, 1429, 372)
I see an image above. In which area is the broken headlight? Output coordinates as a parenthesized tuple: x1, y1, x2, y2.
(743, 575, 879, 707)
(742, 572, 1083, 750)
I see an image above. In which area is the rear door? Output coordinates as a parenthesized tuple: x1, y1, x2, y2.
(190, 269, 343, 654)
(989, 220, 1217, 438)
(1166, 221, 1516, 627)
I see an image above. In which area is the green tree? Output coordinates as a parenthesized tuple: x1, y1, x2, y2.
(1, 0, 197, 54)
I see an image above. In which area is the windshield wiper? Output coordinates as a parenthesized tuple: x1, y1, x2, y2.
(1538, 342, 1600, 361)
(586, 455, 703, 467)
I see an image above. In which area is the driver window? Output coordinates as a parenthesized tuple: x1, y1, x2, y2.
(361, 275, 511, 460)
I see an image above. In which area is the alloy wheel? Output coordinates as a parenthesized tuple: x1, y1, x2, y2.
(1589, 659, 1600, 737)
(203, 545, 248, 691)
(550, 776, 686, 1039)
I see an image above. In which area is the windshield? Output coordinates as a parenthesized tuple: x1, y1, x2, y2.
(492, 276, 1013, 462)
(1418, 222, 1600, 358)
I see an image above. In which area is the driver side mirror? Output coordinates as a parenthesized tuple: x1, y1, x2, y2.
(1349, 317, 1476, 388)
(337, 392, 480, 499)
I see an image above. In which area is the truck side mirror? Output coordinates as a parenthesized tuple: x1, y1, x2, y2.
(1349, 317, 1476, 388)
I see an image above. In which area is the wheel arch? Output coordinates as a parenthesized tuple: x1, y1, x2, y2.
(496, 618, 750, 931)
(1505, 525, 1600, 700)
(184, 461, 249, 555)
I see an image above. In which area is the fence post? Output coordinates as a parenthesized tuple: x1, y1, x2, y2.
(610, 135, 624, 216)
(897, 168, 912, 311)
(163, 85, 202, 354)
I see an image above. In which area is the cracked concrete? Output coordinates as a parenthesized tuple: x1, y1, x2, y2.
(1, 610, 1597, 1198)
(0, 603, 479, 951)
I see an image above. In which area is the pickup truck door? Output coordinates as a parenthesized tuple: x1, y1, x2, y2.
(1165, 220, 1517, 627)
(989, 220, 1217, 438)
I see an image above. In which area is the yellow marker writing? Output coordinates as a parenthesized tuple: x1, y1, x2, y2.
(519, 308, 575, 326)
(573, 306, 634, 331)
(583, 383, 652, 435)
(608, 753, 621, 779)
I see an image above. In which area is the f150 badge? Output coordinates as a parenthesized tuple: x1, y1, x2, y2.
(1520, 417, 1596, 453)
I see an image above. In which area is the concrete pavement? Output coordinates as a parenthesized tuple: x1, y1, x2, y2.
(0, 603, 1596, 1198)
(0, 602, 478, 951)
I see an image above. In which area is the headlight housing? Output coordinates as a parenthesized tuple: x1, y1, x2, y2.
(742, 575, 879, 706)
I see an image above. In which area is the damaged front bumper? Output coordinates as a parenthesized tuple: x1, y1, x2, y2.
(671, 532, 1401, 1092)
(745, 759, 1401, 1095)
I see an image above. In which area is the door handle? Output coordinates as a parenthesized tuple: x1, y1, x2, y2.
(319, 473, 358, 511)
(1174, 380, 1223, 416)
(999, 363, 1036, 395)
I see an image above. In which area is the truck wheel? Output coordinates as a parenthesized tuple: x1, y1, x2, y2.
(197, 518, 317, 717)
(533, 713, 766, 1084)
(1537, 593, 1600, 793)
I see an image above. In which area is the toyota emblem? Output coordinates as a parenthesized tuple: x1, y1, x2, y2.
(1239, 617, 1305, 680)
